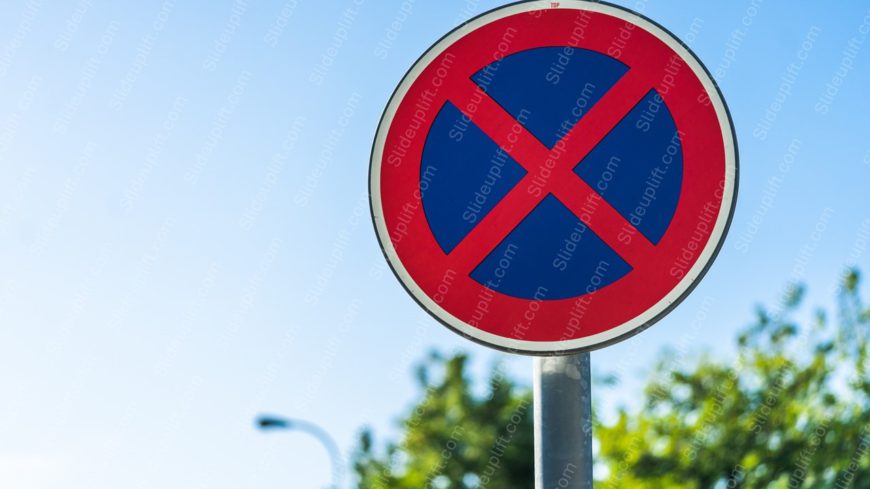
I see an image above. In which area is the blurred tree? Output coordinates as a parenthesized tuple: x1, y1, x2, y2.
(353, 270, 869, 488)
(352, 351, 534, 488)
(598, 269, 870, 488)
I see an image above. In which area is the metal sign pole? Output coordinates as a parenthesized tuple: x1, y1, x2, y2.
(534, 352, 594, 489)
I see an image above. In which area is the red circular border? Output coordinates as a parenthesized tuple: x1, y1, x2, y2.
(377, 7, 728, 344)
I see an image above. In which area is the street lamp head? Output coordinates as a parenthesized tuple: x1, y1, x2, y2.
(255, 415, 292, 430)
(252, 413, 343, 488)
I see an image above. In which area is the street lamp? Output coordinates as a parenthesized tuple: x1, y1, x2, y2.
(254, 414, 344, 489)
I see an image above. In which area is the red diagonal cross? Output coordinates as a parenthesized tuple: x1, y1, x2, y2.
(443, 68, 659, 276)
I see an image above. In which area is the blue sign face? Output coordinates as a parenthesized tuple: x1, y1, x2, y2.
(372, 2, 736, 355)
(420, 46, 683, 300)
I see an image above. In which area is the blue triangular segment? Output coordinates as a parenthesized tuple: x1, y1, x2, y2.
(421, 101, 527, 254)
(574, 89, 683, 244)
(471, 46, 628, 149)
(470, 195, 631, 300)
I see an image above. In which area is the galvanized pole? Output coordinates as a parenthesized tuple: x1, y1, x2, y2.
(534, 352, 594, 489)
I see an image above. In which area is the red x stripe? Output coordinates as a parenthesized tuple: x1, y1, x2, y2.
(444, 67, 658, 275)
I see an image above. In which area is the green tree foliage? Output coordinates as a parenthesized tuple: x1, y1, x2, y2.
(598, 270, 869, 488)
(353, 351, 534, 488)
(354, 271, 869, 488)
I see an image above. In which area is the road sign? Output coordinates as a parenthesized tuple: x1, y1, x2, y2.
(370, 1, 737, 355)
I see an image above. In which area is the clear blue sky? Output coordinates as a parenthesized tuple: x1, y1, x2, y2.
(0, 1, 868, 487)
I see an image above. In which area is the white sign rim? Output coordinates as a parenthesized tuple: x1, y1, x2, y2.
(369, 0, 738, 355)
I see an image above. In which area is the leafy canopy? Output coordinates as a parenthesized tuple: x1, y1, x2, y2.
(353, 270, 869, 488)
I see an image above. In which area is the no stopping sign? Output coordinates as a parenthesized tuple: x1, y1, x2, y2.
(370, 0, 737, 355)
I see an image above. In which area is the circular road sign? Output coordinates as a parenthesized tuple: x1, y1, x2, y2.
(370, 0, 738, 355)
